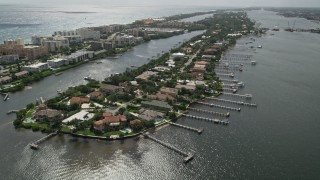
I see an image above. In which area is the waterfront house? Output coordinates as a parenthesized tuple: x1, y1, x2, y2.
(135, 71, 158, 81)
(182, 47, 193, 54)
(147, 92, 175, 102)
(191, 67, 206, 74)
(99, 84, 123, 95)
(0, 76, 12, 84)
(129, 119, 142, 127)
(89, 91, 104, 101)
(153, 66, 170, 72)
(165, 59, 175, 67)
(93, 114, 127, 132)
(172, 52, 186, 58)
(140, 100, 173, 112)
(204, 48, 218, 55)
(201, 55, 216, 60)
(33, 109, 62, 122)
(70, 97, 90, 104)
(175, 84, 196, 92)
(14, 71, 29, 79)
(159, 87, 178, 97)
(195, 61, 209, 66)
(138, 108, 165, 121)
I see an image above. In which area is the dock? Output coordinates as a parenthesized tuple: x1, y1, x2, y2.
(182, 114, 229, 125)
(168, 121, 203, 134)
(222, 92, 253, 99)
(0, 92, 9, 101)
(197, 101, 241, 112)
(144, 133, 194, 163)
(7, 110, 19, 115)
(216, 73, 234, 78)
(223, 88, 238, 93)
(207, 97, 257, 107)
(29, 131, 58, 150)
(219, 79, 239, 83)
(187, 107, 230, 117)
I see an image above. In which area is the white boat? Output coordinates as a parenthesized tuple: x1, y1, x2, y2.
(258, 45, 262, 48)
(237, 82, 245, 87)
(84, 76, 95, 81)
(251, 61, 257, 65)
(57, 89, 62, 94)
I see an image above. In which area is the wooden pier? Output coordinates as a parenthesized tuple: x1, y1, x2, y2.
(206, 97, 257, 107)
(219, 79, 239, 83)
(222, 92, 253, 99)
(7, 110, 19, 115)
(29, 131, 58, 150)
(187, 107, 230, 117)
(0, 92, 9, 101)
(168, 121, 203, 134)
(223, 88, 238, 93)
(197, 101, 241, 112)
(144, 133, 194, 163)
(216, 73, 234, 78)
(182, 114, 229, 125)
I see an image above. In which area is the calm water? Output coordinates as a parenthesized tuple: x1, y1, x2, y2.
(0, 4, 213, 43)
(0, 8, 320, 180)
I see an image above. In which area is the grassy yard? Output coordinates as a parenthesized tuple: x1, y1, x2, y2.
(61, 125, 72, 133)
(76, 128, 96, 136)
(103, 131, 122, 137)
(26, 108, 36, 118)
(23, 122, 49, 129)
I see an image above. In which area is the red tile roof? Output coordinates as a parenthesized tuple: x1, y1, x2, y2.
(70, 97, 90, 104)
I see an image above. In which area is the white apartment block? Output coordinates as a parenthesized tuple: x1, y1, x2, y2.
(22, 62, 49, 73)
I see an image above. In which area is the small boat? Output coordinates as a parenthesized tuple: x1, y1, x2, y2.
(251, 61, 257, 65)
(96, 61, 103, 64)
(114, 73, 120, 75)
(55, 72, 63, 76)
(57, 89, 62, 94)
(239, 67, 243, 72)
(84, 76, 95, 81)
(237, 82, 245, 87)
(272, 26, 280, 31)
(258, 45, 262, 48)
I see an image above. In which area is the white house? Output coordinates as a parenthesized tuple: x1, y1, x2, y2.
(172, 52, 186, 58)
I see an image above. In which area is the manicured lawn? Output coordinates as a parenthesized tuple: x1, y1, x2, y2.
(26, 108, 36, 118)
(23, 122, 49, 129)
(103, 131, 122, 137)
(61, 126, 72, 133)
(76, 129, 96, 136)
